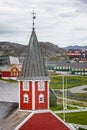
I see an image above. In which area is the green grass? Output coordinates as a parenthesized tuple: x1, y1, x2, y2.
(0, 78, 17, 83)
(50, 75, 87, 89)
(57, 111, 87, 125)
(78, 128, 86, 130)
(50, 104, 78, 111)
(83, 88, 87, 91)
(56, 92, 87, 102)
(50, 104, 63, 111)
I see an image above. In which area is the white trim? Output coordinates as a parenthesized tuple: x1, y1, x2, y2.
(38, 81, 45, 91)
(18, 81, 20, 109)
(39, 94, 44, 103)
(32, 81, 35, 110)
(2, 77, 17, 80)
(50, 110, 71, 130)
(18, 109, 49, 113)
(48, 81, 50, 109)
(24, 94, 29, 103)
(18, 79, 50, 82)
(14, 112, 34, 130)
(23, 81, 29, 91)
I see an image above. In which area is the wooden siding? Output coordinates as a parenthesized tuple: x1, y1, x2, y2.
(35, 81, 48, 110)
(20, 81, 32, 110)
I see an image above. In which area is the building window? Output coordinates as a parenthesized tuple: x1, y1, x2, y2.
(11, 72, 13, 76)
(38, 81, 45, 91)
(63, 66, 65, 69)
(24, 94, 29, 103)
(39, 94, 44, 103)
(57, 66, 59, 69)
(72, 68, 74, 71)
(23, 81, 29, 91)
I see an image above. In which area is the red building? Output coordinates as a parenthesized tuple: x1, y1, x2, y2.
(16, 22, 72, 129)
(0, 64, 21, 79)
(67, 49, 82, 58)
(79, 52, 87, 63)
(18, 28, 50, 111)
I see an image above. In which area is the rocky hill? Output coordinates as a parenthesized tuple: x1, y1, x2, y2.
(0, 41, 67, 61)
(65, 45, 87, 51)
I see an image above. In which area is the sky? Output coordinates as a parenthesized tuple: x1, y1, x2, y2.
(0, 0, 87, 47)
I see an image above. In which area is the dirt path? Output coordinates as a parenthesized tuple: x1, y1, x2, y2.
(58, 97, 87, 107)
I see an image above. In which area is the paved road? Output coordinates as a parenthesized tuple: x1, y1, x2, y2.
(69, 85, 87, 93)
(0, 80, 19, 102)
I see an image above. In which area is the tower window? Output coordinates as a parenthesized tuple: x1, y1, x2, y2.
(38, 81, 45, 91)
(23, 81, 29, 91)
(39, 94, 44, 103)
(24, 94, 29, 103)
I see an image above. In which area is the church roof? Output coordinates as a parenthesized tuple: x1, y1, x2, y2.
(18, 29, 49, 80)
(0, 110, 30, 130)
(16, 111, 71, 130)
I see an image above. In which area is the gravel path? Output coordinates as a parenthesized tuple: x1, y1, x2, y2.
(69, 85, 87, 93)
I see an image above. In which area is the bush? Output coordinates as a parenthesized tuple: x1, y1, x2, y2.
(49, 94, 57, 107)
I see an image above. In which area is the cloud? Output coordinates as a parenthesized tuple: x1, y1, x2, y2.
(0, 0, 87, 47)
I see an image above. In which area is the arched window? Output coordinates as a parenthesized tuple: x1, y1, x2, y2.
(23, 81, 29, 91)
(38, 81, 45, 91)
(39, 94, 44, 103)
(24, 94, 29, 103)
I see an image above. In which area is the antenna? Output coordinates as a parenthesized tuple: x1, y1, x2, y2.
(32, 11, 36, 30)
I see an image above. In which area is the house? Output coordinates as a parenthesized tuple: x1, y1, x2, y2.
(0, 64, 21, 79)
(0, 56, 19, 66)
(79, 52, 87, 63)
(0, 56, 10, 66)
(71, 62, 87, 75)
(46, 61, 87, 76)
(67, 49, 82, 58)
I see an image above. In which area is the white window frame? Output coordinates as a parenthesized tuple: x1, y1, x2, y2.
(24, 94, 29, 103)
(39, 94, 44, 103)
(23, 81, 29, 91)
(38, 81, 45, 91)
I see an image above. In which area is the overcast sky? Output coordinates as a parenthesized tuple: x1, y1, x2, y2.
(0, 0, 87, 47)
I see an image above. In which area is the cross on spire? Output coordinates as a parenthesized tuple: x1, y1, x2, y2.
(32, 11, 36, 30)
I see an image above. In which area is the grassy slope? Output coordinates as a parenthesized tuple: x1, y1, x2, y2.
(57, 111, 87, 125)
(50, 75, 87, 89)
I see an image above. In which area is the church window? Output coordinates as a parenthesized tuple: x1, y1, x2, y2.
(24, 94, 29, 103)
(23, 81, 29, 91)
(39, 94, 44, 103)
(38, 81, 45, 91)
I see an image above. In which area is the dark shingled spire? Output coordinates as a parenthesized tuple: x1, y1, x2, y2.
(18, 29, 49, 80)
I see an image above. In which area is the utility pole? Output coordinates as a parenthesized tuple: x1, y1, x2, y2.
(62, 75, 65, 122)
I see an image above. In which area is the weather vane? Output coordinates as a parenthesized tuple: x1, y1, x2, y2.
(32, 11, 36, 30)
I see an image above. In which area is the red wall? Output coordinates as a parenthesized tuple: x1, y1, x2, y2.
(2, 71, 20, 77)
(2, 72, 10, 77)
(19, 80, 49, 110)
(20, 81, 32, 110)
(35, 81, 48, 110)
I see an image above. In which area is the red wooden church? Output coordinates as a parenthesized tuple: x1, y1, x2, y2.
(16, 14, 72, 130)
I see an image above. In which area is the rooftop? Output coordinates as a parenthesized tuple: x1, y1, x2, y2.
(0, 106, 30, 130)
(17, 111, 70, 130)
(18, 29, 49, 80)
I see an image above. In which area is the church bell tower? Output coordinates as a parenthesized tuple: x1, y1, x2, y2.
(18, 12, 50, 111)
